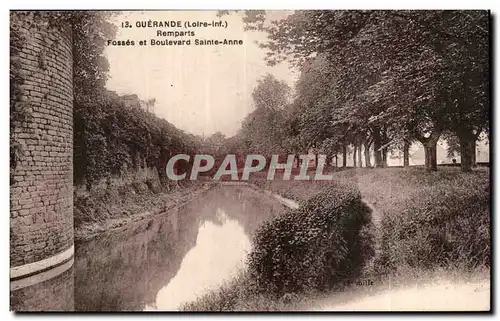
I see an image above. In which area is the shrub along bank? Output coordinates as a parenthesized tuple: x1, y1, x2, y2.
(248, 183, 375, 295)
(181, 182, 375, 311)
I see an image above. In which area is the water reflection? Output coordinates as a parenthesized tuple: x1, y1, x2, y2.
(10, 264, 74, 311)
(146, 208, 251, 310)
(74, 185, 284, 311)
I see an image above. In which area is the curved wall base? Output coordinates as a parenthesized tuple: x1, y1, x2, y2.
(10, 245, 74, 291)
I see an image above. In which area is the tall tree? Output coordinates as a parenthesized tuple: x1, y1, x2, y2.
(240, 74, 292, 157)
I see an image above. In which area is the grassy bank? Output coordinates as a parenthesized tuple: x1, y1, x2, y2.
(74, 180, 212, 242)
(182, 167, 490, 311)
(373, 168, 490, 273)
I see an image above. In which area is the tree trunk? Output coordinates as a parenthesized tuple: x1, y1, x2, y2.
(423, 141, 438, 171)
(471, 140, 477, 167)
(373, 132, 383, 167)
(381, 128, 389, 168)
(459, 136, 476, 172)
(342, 145, 347, 167)
(364, 141, 372, 168)
(403, 140, 410, 167)
(328, 154, 335, 169)
(418, 129, 441, 171)
(353, 145, 357, 168)
(357, 144, 363, 168)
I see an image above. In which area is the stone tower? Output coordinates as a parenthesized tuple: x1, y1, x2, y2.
(10, 12, 74, 301)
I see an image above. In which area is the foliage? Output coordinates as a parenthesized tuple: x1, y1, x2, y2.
(239, 74, 293, 156)
(202, 131, 228, 156)
(293, 55, 342, 153)
(180, 271, 310, 312)
(68, 11, 118, 101)
(376, 172, 490, 272)
(247, 183, 374, 295)
(252, 73, 291, 111)
(231, 10, 490, 171)
(74, 93, 197, 189)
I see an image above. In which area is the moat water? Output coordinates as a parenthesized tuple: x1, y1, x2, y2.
(10, 185, 285, 311)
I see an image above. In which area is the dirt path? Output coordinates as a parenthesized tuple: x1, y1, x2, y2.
(311, 277, 490, 311)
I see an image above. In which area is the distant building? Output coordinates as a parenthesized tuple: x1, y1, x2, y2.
(120, 94, 150, 111)
(107, 91, 156, 113)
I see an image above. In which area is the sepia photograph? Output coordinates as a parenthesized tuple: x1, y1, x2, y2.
(9, 8, 491, 312)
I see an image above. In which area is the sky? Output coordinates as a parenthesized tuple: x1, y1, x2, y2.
(105, 11, 298, 137)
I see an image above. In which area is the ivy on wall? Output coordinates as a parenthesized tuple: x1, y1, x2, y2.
(10, 13, 31, 185)
(74, 93, 198, 189)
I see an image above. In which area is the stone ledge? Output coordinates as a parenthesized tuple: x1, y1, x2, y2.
(10, 245, 74, 280)
(10, 257, 74, 292)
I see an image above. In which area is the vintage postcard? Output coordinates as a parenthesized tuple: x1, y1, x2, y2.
(9, 10, 491, 312)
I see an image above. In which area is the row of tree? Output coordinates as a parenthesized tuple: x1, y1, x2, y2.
(229, 10, 489, 172)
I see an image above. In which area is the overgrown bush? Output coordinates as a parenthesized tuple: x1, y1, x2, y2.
(376, 173, 490, 272)
(74, 92, 199, 189)
(247, 183, 374, 295)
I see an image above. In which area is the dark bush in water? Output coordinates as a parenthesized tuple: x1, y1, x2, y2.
(377, 173, 490, 272)
(247, 183, 374, 295)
